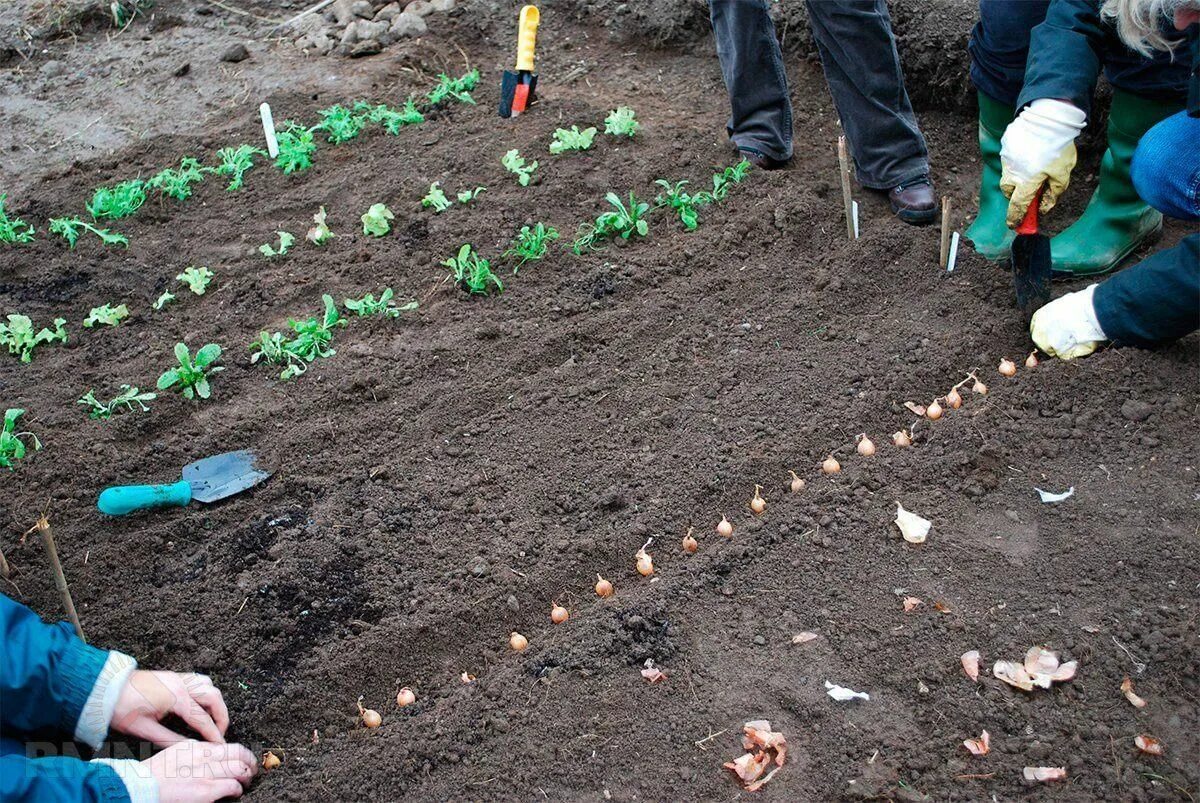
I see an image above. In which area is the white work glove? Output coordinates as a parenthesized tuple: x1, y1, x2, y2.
(1000, 98, 1087, 228)
(1030, 284, 1108, 360)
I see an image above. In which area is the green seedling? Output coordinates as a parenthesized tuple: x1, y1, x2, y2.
(710, 157, 753, 201)
(83, 303, 130, 328)
(654, 179, 711, 231)
(177, 266, 214, 295)
(306, 207, 334, 245)
(48, 218, 129, 248)
(501, 149, 538, 186)
(250, 294, 345, 380)
(0, 314, 67, 363)
(157, 342, 223, 400)
(344, 288, 418, 318)
(604, 107, 640, 137)
(421, 183, 452, 213)
(361, 203, 394, 237)
(0, 194, 35, 243)
(549, 126, 597, 155)
(110, 0, 151, 26)
(77, 386, 155, 420)
(356, 98, 425, 134)
(214, 145, 267, 191)
(259, 231, 295, 257)
(503, 223, 559, 272)
(427, 70, 480, 106)
(87, 180, 146, 220)
(147, 157, 207, 201)
(0, 409, 39, 470)
(457, 187, 486, 205)
(152, 291, 176, 310)
(443, 244, 503, 295)
(275, 121, 317, 173)
(572, 191, 650, 253)
(315, 104, 367, 144)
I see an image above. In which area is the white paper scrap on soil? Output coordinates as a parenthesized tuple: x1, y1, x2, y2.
(1035, 486, 1075, 503)
(894, 502, 931, 544)
(825, 681, 870, 702)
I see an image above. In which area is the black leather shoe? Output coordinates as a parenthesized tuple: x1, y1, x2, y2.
(889, 177, 937, 225)
(737, 147, 789, 171)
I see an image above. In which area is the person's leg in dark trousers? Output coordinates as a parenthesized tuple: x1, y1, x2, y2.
(804, 0, 935, 223)
(708, 0, 793, 164)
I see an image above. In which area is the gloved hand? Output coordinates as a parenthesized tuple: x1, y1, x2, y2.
(1030, 284, 1108, 360)
(1000, 98, 1087, 228)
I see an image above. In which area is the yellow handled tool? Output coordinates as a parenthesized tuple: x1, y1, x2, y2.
(499, 5, 540, 118)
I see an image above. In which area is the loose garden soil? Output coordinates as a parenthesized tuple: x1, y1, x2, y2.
(1, 2, 1197, 801)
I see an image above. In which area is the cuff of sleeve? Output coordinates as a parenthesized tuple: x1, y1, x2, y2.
(1026, 98, 1088, 130)
(75, 652, 138, 750)
(55, 627, 112, 742)
(92, 758, 159, 803)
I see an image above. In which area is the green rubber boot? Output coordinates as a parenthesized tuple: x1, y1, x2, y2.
(1051, 89, 1182, 277)
(965, 91, 1016, 261)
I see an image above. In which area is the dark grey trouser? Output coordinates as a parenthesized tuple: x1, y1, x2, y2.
(709, 0, 930, 188)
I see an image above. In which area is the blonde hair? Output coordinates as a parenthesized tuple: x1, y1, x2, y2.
(1100, 0, 1184, 55)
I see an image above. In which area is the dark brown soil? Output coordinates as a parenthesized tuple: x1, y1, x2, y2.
(1, 3, 1197, 802)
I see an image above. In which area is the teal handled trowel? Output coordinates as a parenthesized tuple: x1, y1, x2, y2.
(98, 450, 271, 516)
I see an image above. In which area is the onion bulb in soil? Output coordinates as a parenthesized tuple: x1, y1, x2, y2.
(973, 378, 988, 394)
(999, 358, 1017, 377)
(460, 672, 476, 684)
(717, 515, 733, 537)
(262, 751, 281, 771)
(892, 429, 912, 447)
(682, 528, 698, 553)
(856, 435, 876, 457)
(550, 605, 569, 624)
(396, 687, 415, 708)
(357, 699, 382, 728)
(595, 574, 614, 597)
(789, 470, 805, 493)
(822, 456, 841, 474)
(926, 400, 944, 420)
(945, 387, 962, 409)
(509, 631, 529, 651)
(1026, 351, 1039, 368)
(636, 548, 654, 576)
(749, 484, 766, 514)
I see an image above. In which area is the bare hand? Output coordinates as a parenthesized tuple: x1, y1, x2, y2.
(143, 740, 257, 803)
(111, 670, 230, 747)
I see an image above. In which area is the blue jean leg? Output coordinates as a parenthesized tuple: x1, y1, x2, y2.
(1131, 111, 1200, 221)
(968, 0, 1050, 105)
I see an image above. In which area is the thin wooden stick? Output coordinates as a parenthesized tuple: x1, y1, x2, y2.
(0, 544, 10, 579)
(837, 136, 854, 240)
(269, 0, 335, 32)
(939, 196, 953, 269)
(30, 515, 85, 642)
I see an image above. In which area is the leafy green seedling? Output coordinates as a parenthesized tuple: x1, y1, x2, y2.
(48, 218, 129, 248)
(157, 342, 223, 400)
(306, 207, 334, 245)
(77, 386, 155, 420)
(604, 107, 640, 137)
(316, 104, 367, 144)
(0, 194, 35, 243)
(504, 223, 559, 272)
(457, 187, 486, 205)
(0, 409, 39, 470)
(654, 179, 711, 231)
(501, 150, 538, 186)
(710, 157, 753, 201)
(361, 203, 394, 237)
(83, 303, 130, 328)
(214, 145, 267, 191)
(250, 294, 346, 380)
(549, 126, 597, 155)
(87, 180, 146, 220)
(177, 266, 214, 295)
(152, 291, 176, 310)
(0, 314, 67, 362)
(356, 98, 425, 134)
(259, 231, 295, 257)
(421, 183, 452, 213)
(344, 288, 418, 318)
(443, 244, 503, 295)
(427, 70, 480, 106)
(572, 191, 650, 253)
(147, 157, 207, 201)
(275, 122, 317, 173)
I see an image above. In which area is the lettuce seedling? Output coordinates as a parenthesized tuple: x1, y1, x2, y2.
(275, 122, 317, 173)
(177, 266, 214, 295)
(504, 223, 559, 272)
(501, 149, 538, 186)
(549, 126, 597, 154)
(654, 179, 711, 231)
(251, 294, 346, 380)
(344, 288, 418, 318)
(214, 144, 267, 191)
(421, 183, 452, 213)
(710, 157, 753, 201)
(361, 203, 394, 237)
(457, 187, 486, 205)
(152, 291, 175, 310)
(0, 194, 36, 243)
(0, 409, 39, 470)
(48, 218, 129, 248)
(259, 231, 295, 257)
(87, 180, 146, 220)
(78, 385, 155, 420)
(572, 191, 650, 253)
(147, 157, 208, 201)
(604, 107, 640, 137)
(157, 342, 223, 400)
(306, 207, 334, 245)
(315, 104, 367, 144)
(427, 70, 480, 106)
(0, 314, 67, 362)
(443, 244, 502, 295)
(84, 303, 130, 328)
(356, 98, 425, 134)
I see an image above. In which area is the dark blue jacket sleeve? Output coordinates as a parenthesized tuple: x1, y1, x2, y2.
(1093, 235, 1200, 347)
(1016, 0, 1105, 116)
(0, 754, 131, 803)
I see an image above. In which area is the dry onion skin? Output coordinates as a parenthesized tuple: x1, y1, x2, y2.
(396, 687, 416, 708)
(460, 671, 476, 684)
(509, 631, 529, 652)
(595, 574, 614, 597)
(717, 515, 733, 538)
(822, 455, 841, 474)
(856, 434, 876, 457)
(1134, 734, 1164, 755)
(1120, 676, 1147, 708)
(999, 357, 1017, 377)
(749, 484, 766, 514)
(550, 605, 569, 624)
(789, 470, 805, 493)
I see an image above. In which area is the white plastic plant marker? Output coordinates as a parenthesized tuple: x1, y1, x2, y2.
(851, 200, 860, 239)
(947, 232, 960, 272)
(825, 681, 869, 702)
(1035, 486, 1075, 504)
(260, 102, 279, 159)
(894, 501, 931, 544)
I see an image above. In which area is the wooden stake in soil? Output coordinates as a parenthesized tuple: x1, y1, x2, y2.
(939, 196, 953, 269)
(837, 135, 855, 240)
(29, 515, 85, 642)
(0, 544, 10, 580)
